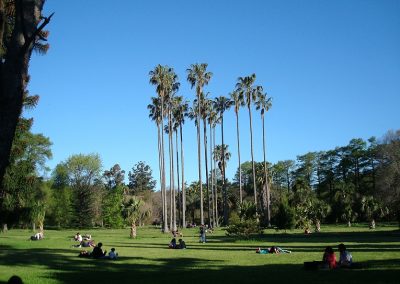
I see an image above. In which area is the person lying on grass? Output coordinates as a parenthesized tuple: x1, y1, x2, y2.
(256, 246, 291, 254)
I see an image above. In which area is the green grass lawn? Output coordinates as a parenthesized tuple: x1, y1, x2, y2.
(0, 224, 399, 284)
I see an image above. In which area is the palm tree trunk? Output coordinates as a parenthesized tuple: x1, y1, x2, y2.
(157, 123, 165, 229)
(262, 113, 271, 226)
(203, 118, 211, 228)
(197, 94, 204, 225)
(160, 95, 169, 233)
(180, 124, 186, 228)
(168, 111, 175, 231)
(213, 126, 219, 227)
(248, 104, 257, 207)
(209, 121, 215, 228)
(175, 131, 181, 228)
(130, 223, 137, 238)
(235, 111, 243, 204)
(221, 115, 228, 225)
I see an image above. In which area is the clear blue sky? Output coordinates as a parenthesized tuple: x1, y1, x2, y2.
(28, 0, 400, 186)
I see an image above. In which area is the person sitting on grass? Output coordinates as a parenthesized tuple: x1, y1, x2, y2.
(322, 246, 337, 269)
(30, 232, 43, 241)
(169, 238, 177, 249)
(73, 232, 82, 242)
(338, 243, 352, 268)
(178, 239, 186, 249)
(108, 248, 118, 260)
(92, 242, 107, 259)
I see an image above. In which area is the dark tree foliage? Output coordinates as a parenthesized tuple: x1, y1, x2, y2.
(103, 164, 125, 190)
(0, 0, 52, 191)
(275, 197, 295, 231)
(128, 161, 156, 193)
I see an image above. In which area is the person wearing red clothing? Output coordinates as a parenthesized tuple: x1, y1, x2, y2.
(322, 246, 337, 269)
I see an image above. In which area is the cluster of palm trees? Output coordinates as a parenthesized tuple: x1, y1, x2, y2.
(148, 63, 272, 232)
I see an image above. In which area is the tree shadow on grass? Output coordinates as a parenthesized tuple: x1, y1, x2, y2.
(209, 229, 400, 245)
(0, 244, 399, 284)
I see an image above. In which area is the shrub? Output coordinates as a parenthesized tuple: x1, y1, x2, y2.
(275, 198, 296, 232)
(226, 218, 262, 239)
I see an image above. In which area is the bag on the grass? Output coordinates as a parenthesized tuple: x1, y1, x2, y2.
(78, 250, 91, 258)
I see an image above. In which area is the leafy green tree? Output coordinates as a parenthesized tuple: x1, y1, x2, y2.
(62, 153, 103, 228)
(275, 197, 296, 232)
(103, 164, 125, 190)
(376, 130, 400, 223)
(294, 152, 317, 188)
(128, 161, 156, 193)
(101, 165, 125, 228)
(1, 94, 52, 231)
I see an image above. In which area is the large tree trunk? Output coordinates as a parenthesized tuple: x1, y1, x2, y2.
(180, 124, 186, 228)
(0, 0, 48, 219)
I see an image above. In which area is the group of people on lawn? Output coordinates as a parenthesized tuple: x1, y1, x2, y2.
(72, 233, 118, 259)
(71, 229, 352, 269)
(303, 243, 353, 270)
(322, 243, 353, 268)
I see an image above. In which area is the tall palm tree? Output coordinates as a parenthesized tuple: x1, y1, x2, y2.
(149, 65, 169, 233)
(213, 96, 232, 224)
(172, 96, 189, 228)
(255, 91, 272, 226)
(187, 63, 213, 225)
(149, 65, 179, 232)
(196, 93, 212, 228)
(230, 90, 245, 204)
(236, 74, 258, 207)
(208, 107, 219, 227)
(213, 144, 232, 224)
(165, 72, 180, 232)
(147, 97, 165, 229)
